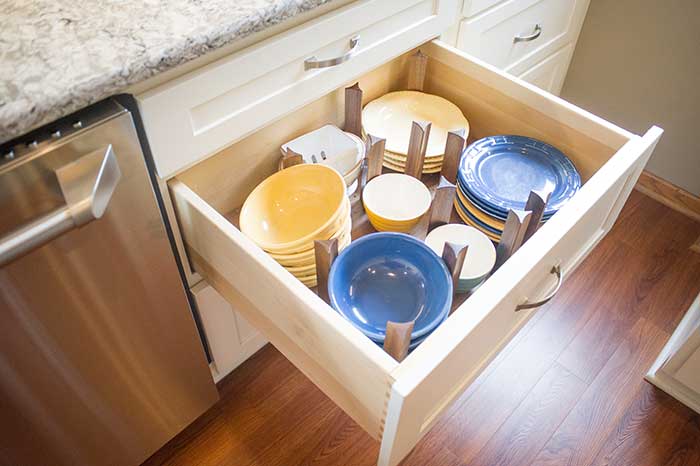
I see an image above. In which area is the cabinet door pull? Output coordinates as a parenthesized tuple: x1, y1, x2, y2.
(515, 265, 562, 311)
(514, 24, 542, 43)
(305, 35, 360, 70)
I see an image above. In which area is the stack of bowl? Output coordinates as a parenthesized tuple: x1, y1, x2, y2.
(455, 135, 582, 241)
(281, 125, 365, 195)
(240, 164, 352, 287)
(328, 233, 453, 351)
(424, 224, 496, 293)
(363, 173, 431, 233)
(362, 91, 469, 174)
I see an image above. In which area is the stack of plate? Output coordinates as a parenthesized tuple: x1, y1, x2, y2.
(363, 173, 431, 233)
(455, 135, 582, 241)
(240, 164, 352, 287)
(362, 91, 469, 174)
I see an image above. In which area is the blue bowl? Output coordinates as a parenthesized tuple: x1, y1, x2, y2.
(328, 232, 453, 342)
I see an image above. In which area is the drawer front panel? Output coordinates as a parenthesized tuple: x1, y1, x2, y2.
(462, 0, 505, 18)
(139, 0, 457, 178)
(457, 0, 586, 73)
(518, 43, 575, 95)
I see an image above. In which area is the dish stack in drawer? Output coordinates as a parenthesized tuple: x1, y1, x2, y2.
(452, 0, 591, 95)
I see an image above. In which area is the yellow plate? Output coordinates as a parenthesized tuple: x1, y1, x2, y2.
(241, 164, 346, 253)
(383, 154, 443, 169)
(455, 187, 506, 231)
(453, 200, 500, 242)
(362, 91, 470, 157)
(382, 158, 442, 174)
(384, 149, 444, 164)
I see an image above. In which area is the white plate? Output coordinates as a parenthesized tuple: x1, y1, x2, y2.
(363, 173, 431, 222)
(362, 91, 469, 157)
(424, 224, 496, 281)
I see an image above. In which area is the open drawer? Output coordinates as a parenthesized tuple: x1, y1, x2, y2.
(168, 40, 661, 466)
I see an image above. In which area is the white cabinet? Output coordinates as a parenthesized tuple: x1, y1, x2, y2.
(452, 0, 590, 95)
(191, 282, 267, 383)
(647, 293, 700, 414)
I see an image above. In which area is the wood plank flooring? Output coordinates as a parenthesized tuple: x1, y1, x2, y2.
(143, 192, 700, 466)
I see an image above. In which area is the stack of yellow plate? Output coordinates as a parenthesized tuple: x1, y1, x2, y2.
(240, 164, 352, 287)
(362, 91, 469, 174)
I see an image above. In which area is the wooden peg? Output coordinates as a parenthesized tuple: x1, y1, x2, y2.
(366, 134, 386, 182)
(344, 83, 363, 138)
(494, 209, 532, 270)
(383, 321, 414, 362)
(404, 121, 431, 179)
(522, 189, 552, 242)
(407, 50, 428, 91)
(314, 238, 339, 303)
(441, 129, 466, 184)
(278, 148, 304, 171)
(428, 176, 456, 232)
(442, 241, 468, 295)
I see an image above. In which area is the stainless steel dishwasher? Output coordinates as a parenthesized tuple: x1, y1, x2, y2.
(0, 99, 218, 466)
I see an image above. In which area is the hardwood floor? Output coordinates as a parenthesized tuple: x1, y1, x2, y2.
(143, 192, 700, 466)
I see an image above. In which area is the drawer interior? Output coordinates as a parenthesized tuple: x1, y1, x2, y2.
(169, 40, 636, 452)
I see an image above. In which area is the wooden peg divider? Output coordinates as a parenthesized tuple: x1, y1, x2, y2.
(278, 148, 304, 171)
(404, 121, 431, 179)
(522, 189, 552, 243)
(442, 241, 468, 296)
(314, 238, 339, 303)
(344, 83, 363, 139)
(494, 209, 532, 271)
(441, 128, 466, 184)
(359, 134, 386, 196)
(383, 321, 414, 362)
(428, 176, 456, 232)
(406, 50, 428, 91)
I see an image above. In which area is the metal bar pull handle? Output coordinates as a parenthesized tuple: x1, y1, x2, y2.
(514, 24, 542, 43)
(515, 265, 562, 311)
(0, 145, 121, 266)
(305, 35, 360, 70)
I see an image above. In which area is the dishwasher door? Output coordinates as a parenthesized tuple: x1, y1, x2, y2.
(0, 101, 218, 466)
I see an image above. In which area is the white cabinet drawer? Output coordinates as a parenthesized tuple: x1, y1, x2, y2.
(138, 0, 458, 179)
(457, 0, 588, 73)
(518, 43, 575, 95)
(168, 41, 660, 466)
(462, 0, 504, 18)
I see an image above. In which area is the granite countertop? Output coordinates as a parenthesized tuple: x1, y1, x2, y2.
(0, 0, 338, 144)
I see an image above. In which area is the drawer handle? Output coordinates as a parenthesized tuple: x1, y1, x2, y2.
(513, 24, 542, 43)
(304, 35, 360, 70)
(515, 265, 562, 311)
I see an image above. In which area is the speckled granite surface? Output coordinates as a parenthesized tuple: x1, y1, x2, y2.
(0, 0, 337, 144)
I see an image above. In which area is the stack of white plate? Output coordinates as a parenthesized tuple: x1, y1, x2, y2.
(362, 91, 469, 174)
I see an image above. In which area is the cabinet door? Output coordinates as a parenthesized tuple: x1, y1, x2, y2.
(191, 283, 267, 382)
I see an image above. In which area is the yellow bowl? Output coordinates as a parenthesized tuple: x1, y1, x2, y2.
(267, 210, 351, 263)
(240, 164, 347, 253)
(365, 209, 419, 229)
(363, 173, 431, 225)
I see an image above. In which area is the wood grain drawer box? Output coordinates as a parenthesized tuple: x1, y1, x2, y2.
(138, 0, 458, 179)
(166, 40, 661, 466)
(456, 0, 589, 75)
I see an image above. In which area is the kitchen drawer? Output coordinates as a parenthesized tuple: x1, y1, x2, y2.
(168, 41, 661, 466)
(518, 43, 575, 95)
(456, 0, 589, 74)
(462, 0, 505, 18)
(138, 0, 458, 179)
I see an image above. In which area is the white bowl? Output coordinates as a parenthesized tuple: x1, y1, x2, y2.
(424, 224, 496, 290)
(281, 125, 364, 180)
(363, 173, 431, 224)
(362, 91, 469, 157)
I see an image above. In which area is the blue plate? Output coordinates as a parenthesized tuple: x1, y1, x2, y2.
(458, 136, 580, 217)
(328, 232, 453, 342)
(454, 193, 503, 235)
(457, 178, 554, 222)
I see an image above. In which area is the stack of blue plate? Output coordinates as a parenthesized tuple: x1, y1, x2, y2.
(454, 135, 581, 241)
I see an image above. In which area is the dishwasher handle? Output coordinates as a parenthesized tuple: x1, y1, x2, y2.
(0, 145, 121, 267)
